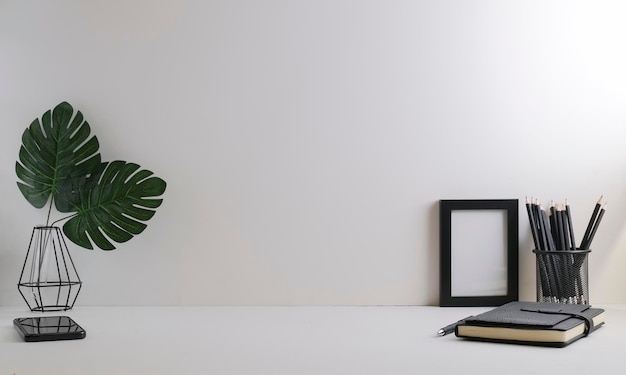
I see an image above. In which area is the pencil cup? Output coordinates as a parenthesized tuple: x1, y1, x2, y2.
(533, 249, 590, 305)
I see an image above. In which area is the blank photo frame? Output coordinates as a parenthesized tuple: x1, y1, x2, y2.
(439, 199, 518, 307)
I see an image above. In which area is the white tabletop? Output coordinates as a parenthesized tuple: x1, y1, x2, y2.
(1, 304, 624, 374)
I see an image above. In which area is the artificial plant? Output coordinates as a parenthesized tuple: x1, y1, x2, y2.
(16, 101, 167, 250)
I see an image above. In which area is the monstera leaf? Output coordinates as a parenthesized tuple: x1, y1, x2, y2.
(62, 161, 166, 250)
(16, 101, 167, 251)
(16, 101, 101, 212)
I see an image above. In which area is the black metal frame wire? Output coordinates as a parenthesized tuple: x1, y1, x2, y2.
(17, 226, 82, 312)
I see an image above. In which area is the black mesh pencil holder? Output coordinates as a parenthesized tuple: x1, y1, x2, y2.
(533, 249, 590, 305)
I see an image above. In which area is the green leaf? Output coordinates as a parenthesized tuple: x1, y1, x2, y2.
(62, 161, 167, 250)
(16, 102, 167, 251)
(15, 101, 102, 212)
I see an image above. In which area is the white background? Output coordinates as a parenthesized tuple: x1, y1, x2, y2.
(1, 0, 626, 306)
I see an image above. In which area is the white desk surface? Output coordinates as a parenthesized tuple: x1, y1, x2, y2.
(1, 304, 624, 374)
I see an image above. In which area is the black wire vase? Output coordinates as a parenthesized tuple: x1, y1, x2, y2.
(17, 226, 82, 312)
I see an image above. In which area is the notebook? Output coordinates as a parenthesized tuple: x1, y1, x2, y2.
(455, 301, 605, 347)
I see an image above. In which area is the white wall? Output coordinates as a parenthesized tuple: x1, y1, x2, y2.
(1, 0, 626, 306)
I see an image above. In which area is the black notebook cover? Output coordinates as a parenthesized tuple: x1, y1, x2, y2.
(455, 301, 605, 347)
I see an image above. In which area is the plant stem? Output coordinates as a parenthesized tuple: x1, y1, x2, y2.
(50, 213, 77, 227)
(46, 198, 53, 227)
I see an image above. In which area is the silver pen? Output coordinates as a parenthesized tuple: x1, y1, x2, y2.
(437, 316, 474, 336)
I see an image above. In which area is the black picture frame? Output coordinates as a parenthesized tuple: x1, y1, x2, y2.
(439, 199, 518, 307)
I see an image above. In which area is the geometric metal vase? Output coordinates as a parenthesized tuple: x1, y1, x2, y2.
(17, 226, 82, 312)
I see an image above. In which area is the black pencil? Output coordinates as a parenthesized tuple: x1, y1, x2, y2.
(560, 206, 571, 251)
(525, 197, 540, 250)
(582, 203, 606, 250)
(528, 198, 555, 299)
(541, 205, 562, 299)
(565, 199, 576, 250)
(533, 199, 548, 251)
(549, 202, 558, 248)
(557, 206, 567, 250)
(540, 206, 556, 251)
(580, 196, 602, 249)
